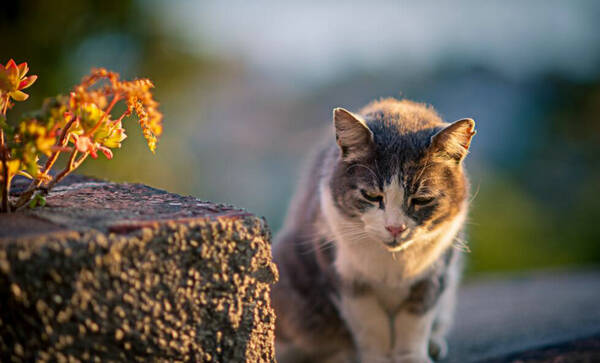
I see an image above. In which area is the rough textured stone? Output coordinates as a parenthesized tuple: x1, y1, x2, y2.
(0, 176, 278, 362)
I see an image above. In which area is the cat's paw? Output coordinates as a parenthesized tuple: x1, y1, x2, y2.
(428, 337, 448, 361)
(358, 351, 390, 363)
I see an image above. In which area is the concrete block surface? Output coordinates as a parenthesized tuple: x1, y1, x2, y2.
(0, 176, 278, 362)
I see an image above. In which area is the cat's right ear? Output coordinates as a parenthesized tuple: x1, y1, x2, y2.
(333, 107, 374, 160)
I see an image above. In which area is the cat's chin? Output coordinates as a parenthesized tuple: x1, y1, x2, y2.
(383, 238, 417, 252)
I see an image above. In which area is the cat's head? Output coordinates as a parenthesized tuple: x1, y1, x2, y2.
(327, 99, 475, 252)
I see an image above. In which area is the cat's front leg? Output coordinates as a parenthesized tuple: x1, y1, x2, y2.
(428, 251, 461, 361)
(390, 310, 436, 363)
(393, 253, 456, 363)
(427, 335, 447, 362)
(338, 292, 392, 362)
(426, 289, 454, 361)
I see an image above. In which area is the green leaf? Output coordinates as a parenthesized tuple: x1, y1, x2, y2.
(28, 193, 46, 209)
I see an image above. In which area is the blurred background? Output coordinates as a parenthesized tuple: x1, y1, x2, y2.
(3, 0, 599, 276)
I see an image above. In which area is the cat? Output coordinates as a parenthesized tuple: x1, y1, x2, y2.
(271, 98, 475, 363)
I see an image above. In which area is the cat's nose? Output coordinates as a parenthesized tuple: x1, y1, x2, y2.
(385, 224, 407, 238)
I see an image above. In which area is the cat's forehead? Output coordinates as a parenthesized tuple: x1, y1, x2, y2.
(368, 121, 439, 156)
(350, 158, 426, 190)
(354, 122, 438, 185)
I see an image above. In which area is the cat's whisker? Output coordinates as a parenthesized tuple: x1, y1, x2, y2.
(346, 163, 378, 180)
(415, 159, 433, 182)
(452, 236, 471, 253)
(313, 241, 337, 254)
(469, 179, 481, 203)
(297, 238, 337, 255)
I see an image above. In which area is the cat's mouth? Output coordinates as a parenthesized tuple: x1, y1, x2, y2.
(381, 228, 418, 251)
(383, 237, 413, 251)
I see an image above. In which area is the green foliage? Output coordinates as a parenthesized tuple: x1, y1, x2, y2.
(28, 193, 46, 209)
(468, 173, 600, 274)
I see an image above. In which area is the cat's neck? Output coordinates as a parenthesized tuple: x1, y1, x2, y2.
(319, 181, 466, 286)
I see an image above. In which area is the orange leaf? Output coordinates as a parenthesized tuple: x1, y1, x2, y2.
(10, 90, 29, 101)
(98, 146, 113, 160)
(17, 62, 29, 78)
(5, 59, 18, 79)
(19, 75, 37, 90)
(5, 59, 17, 71)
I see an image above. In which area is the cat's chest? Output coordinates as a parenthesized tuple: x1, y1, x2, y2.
(335, 241, 417, 310)
(368, 280, 412, 313)
(335, 238, 416, 286)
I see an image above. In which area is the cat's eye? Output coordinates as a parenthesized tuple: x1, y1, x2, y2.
(411, 196, 435, 206)
(360, 189, 383, 203)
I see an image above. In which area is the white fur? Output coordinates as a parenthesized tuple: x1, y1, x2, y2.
(361, 178, 417, 245)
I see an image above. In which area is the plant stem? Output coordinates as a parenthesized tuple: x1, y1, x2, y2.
(1, 98, 8, 117)
(0, 130, 8, 213)
(1, 94, 10, 213)
(45, 151, 88, 191)
(37, 115, 77, 182)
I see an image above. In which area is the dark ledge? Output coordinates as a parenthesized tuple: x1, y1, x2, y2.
(446, 268, 600, 362)
(0, 175, 278, 362)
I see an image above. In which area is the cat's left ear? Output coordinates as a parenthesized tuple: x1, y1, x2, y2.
(429, 118, 476, 162)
